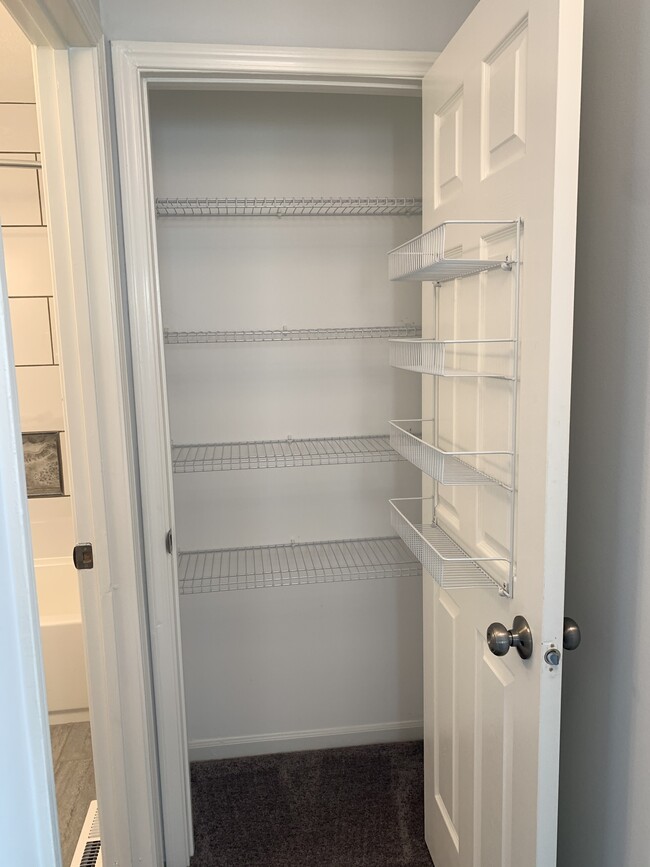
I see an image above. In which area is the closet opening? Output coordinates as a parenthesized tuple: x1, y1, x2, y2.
(147, 84, 428, 864)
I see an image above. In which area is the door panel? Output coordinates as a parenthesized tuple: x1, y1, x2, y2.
(421, 0, 583, 865)
(474, 640, 514, 867)
(481, 20, 528, 179)
(433, 591, 460, 847)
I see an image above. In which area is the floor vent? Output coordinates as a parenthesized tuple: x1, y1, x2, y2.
(70, 800, 102, 867)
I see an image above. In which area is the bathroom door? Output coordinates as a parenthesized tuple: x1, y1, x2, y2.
(0, 223, 61, 866)
(420, 1, 583, 865)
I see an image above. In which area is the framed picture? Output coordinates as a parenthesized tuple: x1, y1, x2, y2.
(22, 432, 65, 498)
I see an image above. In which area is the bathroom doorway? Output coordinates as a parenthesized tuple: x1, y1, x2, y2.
(0, 6, 96, 864)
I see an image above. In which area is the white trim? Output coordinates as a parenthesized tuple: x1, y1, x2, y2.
(3, 0, 101, 47)
(189, 721, 425, 762)
(49, 708, 90, 725)
(112, 43, 194, 867)
(34, 45, 164, 867)
(111, 40, 435, 867)
(114, 41, 437, 85)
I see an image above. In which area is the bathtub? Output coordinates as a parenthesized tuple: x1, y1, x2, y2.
(35, 558, 89, 723)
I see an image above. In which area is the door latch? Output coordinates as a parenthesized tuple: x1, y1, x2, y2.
(166, 529, 173, 554)
(72, 543, 94, 570)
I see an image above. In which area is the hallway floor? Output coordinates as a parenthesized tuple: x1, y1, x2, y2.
(190, 741, 434, 867)
(50, 722, 96, 867)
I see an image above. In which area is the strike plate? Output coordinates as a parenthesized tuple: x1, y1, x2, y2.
(73, 543, 94, 570)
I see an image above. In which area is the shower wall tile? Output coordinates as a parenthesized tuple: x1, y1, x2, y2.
(3, 227, 52, 296)
(28, 497, 74, 560)
(0, 159, 42, 226)
(0, 6, 35, 102)
(16, 365, 64, 431)
(9, 296, 53, 365)
(0, 103, 39, 152)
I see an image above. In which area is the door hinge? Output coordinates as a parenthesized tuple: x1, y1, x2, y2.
(72, 543, 94, 570)
(166, 529, 173, 554)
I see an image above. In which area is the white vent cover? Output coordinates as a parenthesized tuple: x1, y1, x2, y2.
(70, 800, 102, 867)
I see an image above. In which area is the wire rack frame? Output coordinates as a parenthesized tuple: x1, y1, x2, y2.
(389, 338, 516, 379)
(177, 536, 422, 594)
(172, 434, 401, 473)
(164, 324, 421, 344)
(389, 421, 512, 487)
(390, 499, 507, 591)
(388, 220, 519, 283)
(155, 196, 423, 218)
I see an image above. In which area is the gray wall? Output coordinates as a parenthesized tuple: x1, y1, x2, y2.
(559, 0, 650, 865)
(99, 0, 476, 50)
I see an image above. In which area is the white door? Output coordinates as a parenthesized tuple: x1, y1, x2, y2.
(0, 223, 61, 867)
(420, 1, 583, 865)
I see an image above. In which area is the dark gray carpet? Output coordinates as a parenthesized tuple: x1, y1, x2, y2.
(190, 741, 434, 867)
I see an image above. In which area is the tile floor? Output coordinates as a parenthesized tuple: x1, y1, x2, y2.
(50, 722, 96, 867)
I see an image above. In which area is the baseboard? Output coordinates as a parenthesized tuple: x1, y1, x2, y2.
(188, 719, 424, 761)
(49, 708, 90, 724)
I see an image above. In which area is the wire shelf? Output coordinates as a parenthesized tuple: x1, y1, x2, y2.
(177, 536, 421, 593)
(156, 197, 423, 218)
(388, 221, 517, 282)
(164, 324, 421, 344)
(389, 421, 511, 486)
(389, 338, 515, 379)
(390, 498, 508, 591)
(173, 434, 400, 473)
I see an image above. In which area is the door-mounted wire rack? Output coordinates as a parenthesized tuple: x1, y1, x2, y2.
(156, 196, 423, 218)
(389, 421, 512, 487)
(389, 498, 507, 591)
(386, 219, 521, 596)
(164, 324, 421, 344)
(389, 338, 515, 379)
(177, 536, 421, 594)
(388, 219, 516, 282)
(172, 434, 401, 473)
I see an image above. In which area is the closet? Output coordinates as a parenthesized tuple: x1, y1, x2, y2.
(148, 89, 426, 750)
(114, 2, 584, 859)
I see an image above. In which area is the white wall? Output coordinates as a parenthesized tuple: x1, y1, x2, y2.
(100, 0, 476, 50)
(558, 0, 650, 864)
(149, 89, 424, 754)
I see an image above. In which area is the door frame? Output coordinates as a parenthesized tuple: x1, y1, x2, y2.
(2, 2, 164, 865)
(111, 40, 437, 865)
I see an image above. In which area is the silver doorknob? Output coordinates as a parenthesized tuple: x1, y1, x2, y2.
(563, 617, 581, 651)
(486, 615, 533, 660)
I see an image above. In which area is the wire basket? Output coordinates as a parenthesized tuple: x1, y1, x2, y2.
(390, 498, 508, 590)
